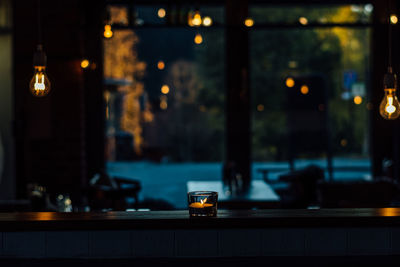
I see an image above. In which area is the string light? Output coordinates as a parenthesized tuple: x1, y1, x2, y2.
(161, 85, 170, 94)
(202, 16, 212, 27)
(81, 59, 90, 69)
(300, 85, 309, 95)
(194, 33, 203, 44)
(353, 95, 362, 105)
(157, 8, 166, 18)
(390, 14, 398, 24)
(104, 24, 113, 38)
(286, 77, 295, 88)
(192, 10, 202, 26)
(299, 17, 308, 25)
(157, 60, 165, 70)
(244, 18, 254, 27)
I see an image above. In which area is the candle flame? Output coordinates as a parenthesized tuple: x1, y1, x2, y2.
(200, 198, 207, 205)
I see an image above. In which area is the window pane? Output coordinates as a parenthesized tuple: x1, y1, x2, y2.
(250, 6, 371, 181)
(104, 6, 225, 209)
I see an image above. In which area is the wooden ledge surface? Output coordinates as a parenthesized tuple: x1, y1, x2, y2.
(0, 208, 399, 231)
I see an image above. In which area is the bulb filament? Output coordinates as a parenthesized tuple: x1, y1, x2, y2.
(34, 73, 45, 91)
(385, 96, 396, 114)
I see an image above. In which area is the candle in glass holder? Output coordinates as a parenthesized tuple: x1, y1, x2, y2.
(188, 191, 218, 217)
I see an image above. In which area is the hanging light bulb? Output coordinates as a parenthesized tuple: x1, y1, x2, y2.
(380, 67, 400, 119)
(380, 3, 400, 120)
(29, 44, 51, 97)
(30, 0, 51, 97)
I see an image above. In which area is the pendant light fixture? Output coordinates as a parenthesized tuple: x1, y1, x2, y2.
(380, 1, 400, 119)
(380, 67, 400, 119)
(29, 0, 51, 97)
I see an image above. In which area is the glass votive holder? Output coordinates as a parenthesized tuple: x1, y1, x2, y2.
(188, 191, 218, 217)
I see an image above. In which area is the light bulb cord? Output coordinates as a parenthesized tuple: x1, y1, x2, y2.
(37, 0, 42, 45)
(388, 0, 393, 70)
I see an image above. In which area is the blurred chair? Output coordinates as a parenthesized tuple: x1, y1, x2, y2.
(88, 172, 141, 211)
(275, 165, 325, 208)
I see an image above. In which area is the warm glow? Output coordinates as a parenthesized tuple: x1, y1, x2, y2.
(30, 67, 51, 97)
(386, 96, 396, 113)
(390, 14, 398, 24)
(161, 84, 170, 94)
(202, 16, 212, 27)
(299, 17, 308, 25)
(194, 33, 203, 44)
(81, 59, 90, 69)
(157, 60, 165, 70)
(286, 77, 295, 88)
(35, 212, 55, 220)
(189, 198, 213, 208)
(188, 14, 194, 27)
(160, 95, 168, 110)
(340, 139, 347, 147)
(288, 61, 298, 68)
(257, 104, 264, 112)
(160, 101, 168, 110)
(380, 208, 400, 216)
(192, 11, 202, 26)
(158, 8, 166, 18)
(353, 95, 362, 105)
(300, 85, 309, 95)
(34, 74, 45, 90)
(379, 89, 400, 119)
(104, 24, 113, 38)
(244, 18, 254, 27)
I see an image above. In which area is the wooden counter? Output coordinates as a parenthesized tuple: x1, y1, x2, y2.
(0, 209, 400, 259)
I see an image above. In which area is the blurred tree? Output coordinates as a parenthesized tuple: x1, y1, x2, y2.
(104, 6, 150, 157)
